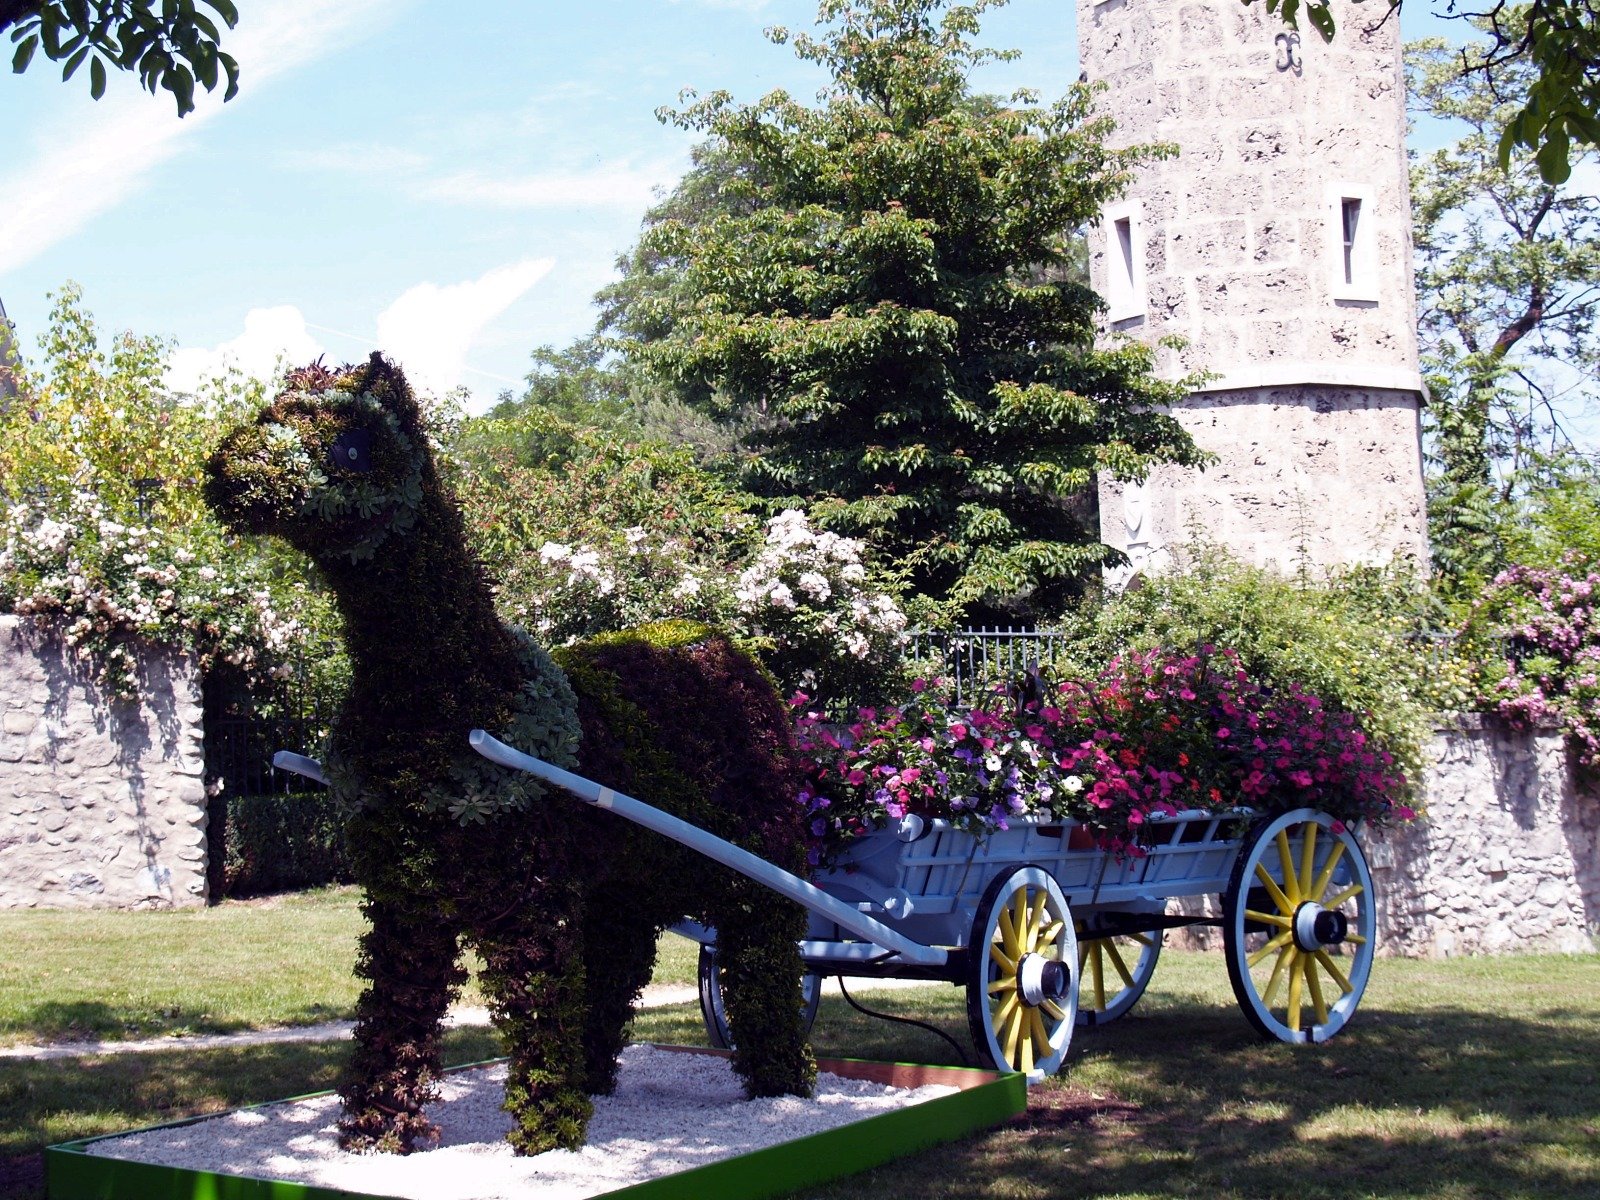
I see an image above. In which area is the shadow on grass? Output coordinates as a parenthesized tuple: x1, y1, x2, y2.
(1, 999, 353, 1045)
(672, 991, 1600, 1200)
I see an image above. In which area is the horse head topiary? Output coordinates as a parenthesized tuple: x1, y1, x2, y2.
(206, 353, 815, 1155)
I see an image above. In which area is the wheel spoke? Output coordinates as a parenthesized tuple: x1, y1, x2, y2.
(1029, 1006, 1053, 1058)
(1298, 823, 1318, 903)
(1105, 939, 1137, 989)
(1012, 890, 1030, 954)
(1041, 997, 1067, 1021)
(1003, 1004, 1024, 1067)
(1345, 933, 1368, 945)
(1018, 1010, 1035, 1074)
(988, 976, 1016, 995)
(1090, 940, 1106, 1009)
(1130, 931, 1155, 947)
(1262, 943, 1295, 1008)
(1247, 928, 1293, 969)
(999, 906, 1020, 959)
(1027, 891, 1048, 951)
(1324, 881, 1364, 910)
(1254, 863, 1295, 915)
(995, 990, 1021, 1028)
(1037, 919, 1065, 947)
(1310, 841, 1347, 901)
(1314, 948, 1353, 994)
(1276, 830, 1301, 903)
(1244, 908, 1291, 928)
(1304, 956, 1330, 1025)
(990, 943, 1015, 974)
(1286, 949, 1305, 1032)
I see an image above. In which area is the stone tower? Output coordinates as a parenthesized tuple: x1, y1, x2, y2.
(1078, 0, 1428, 578)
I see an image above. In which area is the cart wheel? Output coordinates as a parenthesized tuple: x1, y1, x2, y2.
(1075, 922, 1162, 1026)
(1223, 809, 1375, 1044)
(966, 865, 1078, 1078)
(697, 945, 821, 1050)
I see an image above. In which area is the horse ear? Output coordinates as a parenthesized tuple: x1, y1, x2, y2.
(359, 352, 425, 433)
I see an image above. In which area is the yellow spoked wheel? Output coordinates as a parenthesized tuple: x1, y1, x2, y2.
(1223, 809, 1376, 1044)
(1075, 919, 1163, 1026)
(966, 866, 1077, 1079)
(697, 944, 821, 1050)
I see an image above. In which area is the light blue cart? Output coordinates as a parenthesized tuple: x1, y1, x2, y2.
(279, 734, 1379, 1080)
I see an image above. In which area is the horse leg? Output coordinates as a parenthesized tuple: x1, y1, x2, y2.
(577, 880, 663, 1095)
(338, 894, 465, 1153)
(474, 886, 593, 1154)
(711, 875, 816, 1098)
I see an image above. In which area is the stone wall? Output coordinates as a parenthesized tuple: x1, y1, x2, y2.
(1368, 716, 1599, 956)
(0, 615, 208, 909)
(1171, 716, 1600, 956)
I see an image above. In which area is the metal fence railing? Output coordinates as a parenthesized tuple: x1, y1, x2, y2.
(905, 627, 1072, 706)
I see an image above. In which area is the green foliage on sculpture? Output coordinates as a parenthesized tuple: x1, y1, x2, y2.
(204, 354, 815, 1156)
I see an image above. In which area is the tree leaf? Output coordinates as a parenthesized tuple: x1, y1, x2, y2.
(89, 52, 106, 99)
(11, 34, 39, 74)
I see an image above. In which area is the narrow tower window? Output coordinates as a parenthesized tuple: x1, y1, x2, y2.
(1340, 197, 1361, 286)
(1327, 182, 1378, 302)
(1102, 199, 1146, 323)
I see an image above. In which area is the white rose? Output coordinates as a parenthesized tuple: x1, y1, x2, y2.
(768, 582, 796, 609)
(797, 571, 832, 601)
(539, 541, 571, 563)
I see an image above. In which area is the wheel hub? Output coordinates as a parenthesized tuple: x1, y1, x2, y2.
(1293, 901, 1348, 951)
(1017, 954, 1070, 1007)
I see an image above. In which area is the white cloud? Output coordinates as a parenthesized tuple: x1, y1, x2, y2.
(374, 258, 555, 398)
(0, 0, 401, 274)
(166, 306, 325, 394)
(416, 159, 682, 211)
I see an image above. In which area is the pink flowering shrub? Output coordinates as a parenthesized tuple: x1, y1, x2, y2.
(1474, 555, 1600, 773)
(793, 646, 1414, 865)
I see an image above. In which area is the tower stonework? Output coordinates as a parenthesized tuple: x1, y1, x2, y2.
(1079, 0, 1429, 575)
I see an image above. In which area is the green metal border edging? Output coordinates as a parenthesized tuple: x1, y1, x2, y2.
(45, 1048, 1026, 1200)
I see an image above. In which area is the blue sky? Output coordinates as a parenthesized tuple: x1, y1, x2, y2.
(2, 0, 1478, 412)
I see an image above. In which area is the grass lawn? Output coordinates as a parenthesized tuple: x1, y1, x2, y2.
(2, 890, 1596, 1200)
(0, 886, 701, 1046)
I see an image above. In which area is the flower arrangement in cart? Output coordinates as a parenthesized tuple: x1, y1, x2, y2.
(794, 645, 1416, 865)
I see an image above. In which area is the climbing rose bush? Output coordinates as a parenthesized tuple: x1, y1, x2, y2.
(0, 492, 302, 699)
(1473, 555, 1600, 773)
(794, 647, 1414, 865)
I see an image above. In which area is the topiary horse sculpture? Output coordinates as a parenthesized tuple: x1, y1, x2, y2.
(205, 353, 814, 1155)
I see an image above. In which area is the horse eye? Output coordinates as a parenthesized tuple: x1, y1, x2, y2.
(330, 429, 373, 473)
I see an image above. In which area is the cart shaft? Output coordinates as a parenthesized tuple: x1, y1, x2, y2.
(469, 730, 949, 968)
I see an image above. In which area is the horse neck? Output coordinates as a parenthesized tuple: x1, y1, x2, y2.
(320, 495, 518, 708)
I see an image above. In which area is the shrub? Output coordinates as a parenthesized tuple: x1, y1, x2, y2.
(1054, 543, 1442, 787)
(1469, 554, 1600, 773)
(0, 490, 302, 699)
(210, 790, 352, 898)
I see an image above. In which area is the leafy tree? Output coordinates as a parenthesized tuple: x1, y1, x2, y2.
(1250, 0, 1597, 185)
(1407, 28, 1599, 592)
(622, 0, 1205, 623)
(0, 283, 266, 526)
(3, 0, 238, 114)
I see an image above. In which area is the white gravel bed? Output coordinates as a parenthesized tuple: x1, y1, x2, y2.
(87, 1044, 957, 1200)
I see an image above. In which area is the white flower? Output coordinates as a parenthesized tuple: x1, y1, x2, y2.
(539, 541, 571, 563)
(797, 571, 832, 601)
(841, 562, 866, 583)
(768, 582, 796, 609)
(198, 566, 217, 582)
(843, 631, 870, 659)
(672, 573, 702, 598)
(1064, 776, 1084, 794)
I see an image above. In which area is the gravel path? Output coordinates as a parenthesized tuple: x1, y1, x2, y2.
(85, 1045, 958, 1200)
(1, 978, 942, 1061)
